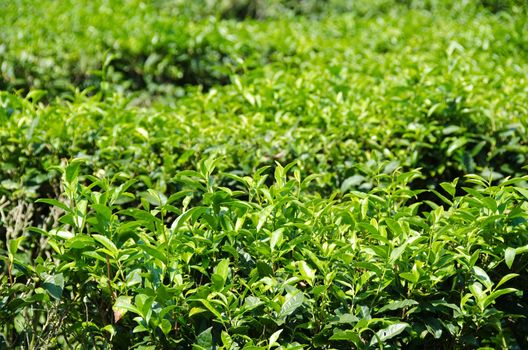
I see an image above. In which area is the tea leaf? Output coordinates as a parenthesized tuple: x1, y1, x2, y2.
(505, 248, 516, 269)
(370, 323, 409, 345)
(278, 291, 304, 319)
(42, 273, 64, 300)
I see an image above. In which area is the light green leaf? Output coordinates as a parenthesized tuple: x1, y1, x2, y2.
(514, 187, 528, 200)
(170, 207, 207, 231)
(113, 295, 141, 317)
(440, 181, 456, 197)
(93, 234, 118, 257)
(244, 296, 263, 310)
(268, 329, 283, 349)
(298, 260, 315, 286)
(42, 273, 64, 300)
(472, 266, 492, 289)
(483, 288, 518, 309)
(385, 219, 402, 236)
(378, 299, 418, 313)
(189, 307, 206, 317)
(198, 299, 223, 319)
(370, 323, 409, 345)
(329, 329, 361, 344)
(194, 327, 213, 349)
(389, 243, 407, 264)
(399, 272, 419, 284)
(257, 206, 274, 232)
(221, 331, 234, 348)
(65, 160, 82, 184)
(36, 198, 70, 212)
(516, 244, 528, 255)
(49, 229, 74, 239)
(496, 273, 518, 289)
(278, 291, 304, 319)
(341, 175, 365, 192)
(139, 244, 167, 264)
(505, 247, 516, 269)
(8, 237, 25, 261)
(160, 319, 172, 335)
(215, 259, 229, 283)
(447, 138, 467, 156)
(67, 235, 94, 249)
(270, 228, 283, 252)
(469, 282, 485, 303)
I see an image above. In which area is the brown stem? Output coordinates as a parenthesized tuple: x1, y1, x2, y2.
(174, 317, 179, 335)
(106, 255, 115, 299)
(8, 261, 13, 286)
(106, 255, 118, 325)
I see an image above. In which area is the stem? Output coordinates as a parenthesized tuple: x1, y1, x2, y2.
(8, 261, 13, 286)
(106, 255, 115, 300)
(106, 255, 118, 325)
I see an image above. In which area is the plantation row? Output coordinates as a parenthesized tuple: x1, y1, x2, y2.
(1, 0, 528, 348)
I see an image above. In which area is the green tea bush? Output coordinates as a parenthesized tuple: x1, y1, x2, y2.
(1, 0, 527, 348)
(0, 0, 265, 96)
(2, 160, 528, 348)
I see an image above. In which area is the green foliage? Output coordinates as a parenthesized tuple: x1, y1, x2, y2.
(1, 0, 527, 349)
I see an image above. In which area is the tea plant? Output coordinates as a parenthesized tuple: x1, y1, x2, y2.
(1, 0, 527, 348)
(2, 160, 527, 348)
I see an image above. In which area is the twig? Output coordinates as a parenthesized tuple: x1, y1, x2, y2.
(8, 261, 13, 286)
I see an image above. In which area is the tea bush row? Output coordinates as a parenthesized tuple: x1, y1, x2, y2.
(2, 158, 528, 348)
(1, 1, 526, 97)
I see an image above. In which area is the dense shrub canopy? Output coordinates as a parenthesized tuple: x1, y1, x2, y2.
(0, 0, 527, 349)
